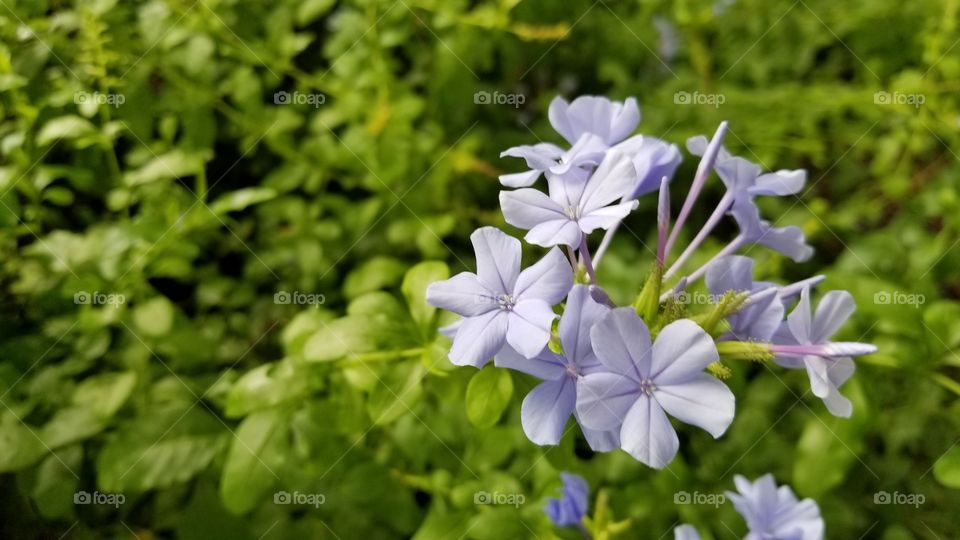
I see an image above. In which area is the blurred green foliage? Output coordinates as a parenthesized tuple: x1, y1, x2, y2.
(1, 0, 959, 538)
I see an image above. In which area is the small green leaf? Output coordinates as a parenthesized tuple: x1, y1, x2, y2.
(0, 415, 46, 472)
(133, 297, 175, 336)
(209, 187, 277, 215)
(124, 150, 205, 186)
(465, 366, 513, 428)
(220, 408, 285, 514)
(402, 261, 449, 337)
(934, 446, 960, 489)
(36, 115, 96, 146)
(344, 256, 407, 299)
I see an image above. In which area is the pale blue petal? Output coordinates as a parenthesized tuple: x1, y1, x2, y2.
(515, 248, 574, 305)
(786, 287, 813, 343)
(499, 169, 542, 188)
(705, 255, 754, 296)
(674, 525, 702, 540)
(521, 378, 576, 445)
(499, 190, 566, 232)
(749, 169, 806, 196)
(575, 372, 639, 431)
(506, 299, 556, 358)
(619, 395, 679, 469)
(448, 310, 508, 367)
(471, 227, 521, 294)
(426, 273, 496, 316)
(655, 373, 735, 438)
(811, 290, 855, 343)
(650, 320, 718, 385)
(579, 151, 637, 215)
(525, 219, 583, 248)
(589, 308, 651, 379)
(558, 285, 609, 368)
(578, 200, 639, 234)
(494, 345, 565, 380)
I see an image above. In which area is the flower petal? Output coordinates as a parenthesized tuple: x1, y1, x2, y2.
(811, 290, 855, 343)
(521, 378, 576, 445)
(786, 287, 813, 343)
(749, 169, 806, 196)
(650, 319, 718, 385)
(525, 219, 583, 248)
(494, 345, 566, 380)
(500, 189, 567, 228)
(448, 310, 508, 367)
(589, 307, 651, 379)
(578, 201, 639, 234)
(575, 372, 639, 431)
(558, 285, 609, 368)
(499, 169, 542, 188)
(471, 227, 521, 294)
(579, 150, 637, 215)
(757, 224, 814, 262)
(705, 255, 754, 297)
(515, 248, 574, 305)
(656, 374, 735, 438)
(426, 272, 495, 316)
(576, 412, 621, 452)
(673, 525, 703, 540)
(506, 299, 556, 358)
(619, 396, 679, 469)
(500, 143, 564, 171)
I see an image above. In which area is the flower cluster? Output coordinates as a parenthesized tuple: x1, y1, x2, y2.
(427, 95, 877, 468)
(675, 474, 824, 540)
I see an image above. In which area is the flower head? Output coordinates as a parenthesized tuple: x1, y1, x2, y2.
(544, 472, 589, 527)
(500, 150, 639, 247)
(495, 285, 619, 450)
(426, 227, 572, 366)
(576, 310, 735, 468)
(771, 287, 876, 417)
(726, 474, 824, 540)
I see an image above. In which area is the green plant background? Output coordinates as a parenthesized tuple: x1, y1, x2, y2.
(1, 0, 959, 538)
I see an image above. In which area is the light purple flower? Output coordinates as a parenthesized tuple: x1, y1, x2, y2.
(549, 95, 640, 146)
(706, 255, 784, 341)
(771, 287, 876, 417)
(576, 310, 735, 468)
(500, 150, 639, 247)
(686, 136, 812, 262)
(726, 474, 824, 540)
(426, 227, 573, 366)
(495, 285, 619, 450)
(544, 472, 589, 527)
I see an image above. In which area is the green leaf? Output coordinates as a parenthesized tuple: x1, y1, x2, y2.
(402, 261, 449, 337)
(464, 507, 526, 540)
(73, 371, 137, 418)
(343, 256, 407, 299)
(133, 297, 175, 336)
(124, 150, 205, 186)
(36, 116, 96, 146)
(367, 363, 426, 425)
(0, 415, 46, 472)
(220, 408, 285, 514)
(933, 446, 960, 489)
(225, 362, 308, 418)
(465, 366, 513, 429)
(209, 187, 278, 216)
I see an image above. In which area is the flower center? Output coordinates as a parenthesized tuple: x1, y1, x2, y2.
(640, 378, 657, 396)
(565, 362, 580, 379)
(496, 294, 516, 311)
(563, 205, 581, 220)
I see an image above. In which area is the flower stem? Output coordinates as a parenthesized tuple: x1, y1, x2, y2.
(665, 190, 734, 279)
(684, 233, 746, 284)
(592, 221, 619, 268)
(579, 235, 598, 285)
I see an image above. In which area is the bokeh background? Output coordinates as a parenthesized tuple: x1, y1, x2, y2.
(1, 0, 959, 538)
